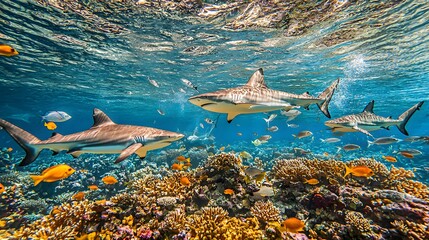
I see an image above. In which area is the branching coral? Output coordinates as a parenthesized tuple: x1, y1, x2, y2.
(163, 207, 187, 233)
(345, 211, 372, 235)
(250, 200, 280, 223)
(204, 153, 242, 171)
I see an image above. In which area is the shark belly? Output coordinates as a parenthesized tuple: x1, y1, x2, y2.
(203, 102, 286, 114)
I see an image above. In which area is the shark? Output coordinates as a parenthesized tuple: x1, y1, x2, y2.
(0, 108, 184, 166)
(325, 100, 424, 137)
(188, 68, 340, 123)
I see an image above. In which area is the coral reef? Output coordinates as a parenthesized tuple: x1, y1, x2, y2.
(250, 200, 280, 223)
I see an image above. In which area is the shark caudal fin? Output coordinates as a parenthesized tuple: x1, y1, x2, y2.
(397, 101, 424, 135)
(0, 118, 42, 166)
(316, 78, 340, 118)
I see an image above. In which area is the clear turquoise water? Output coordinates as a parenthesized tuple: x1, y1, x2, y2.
(0, 0, 428, 184)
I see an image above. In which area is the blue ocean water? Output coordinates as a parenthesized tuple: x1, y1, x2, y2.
(0, 0, 428, 183)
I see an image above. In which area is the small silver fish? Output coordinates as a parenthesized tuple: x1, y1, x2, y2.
(368, 137, 400, 147)
(293, 131, 312, 139)
(267, 126, 279, 132)
(41, 111, 72, 122)
(281, 109, 301, 122)
(252, 185, 274, 198)
(321, 137, 341, 143)
(205, 118, 214, 124)
(148, 77, 159, 88)
(181, 78, 198, 91)
(199, 123, 204, 129)
(245, 167, 264, 178)
(157, 109, 165, 115)
(342, 144, 361, 151)
(395, 149, 423, 156)
(287, 123, 299, 128)
(258, 135, 272, 141)
(263, 114, 277, 126)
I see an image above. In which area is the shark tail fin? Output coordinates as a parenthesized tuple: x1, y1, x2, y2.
(0, 118, 42, 166)
(317, 78, 340, 118)
(397, 101, 424, 136)
(30, 175, 44, 186)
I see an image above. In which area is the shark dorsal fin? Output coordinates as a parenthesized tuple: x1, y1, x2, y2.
(363, 100, 375, 113)
(92, 108, 115, 127)
(245, 68, 267, 88)
(49, 132, 63, 140)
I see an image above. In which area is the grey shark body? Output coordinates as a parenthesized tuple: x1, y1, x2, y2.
(325, 100, 424, 137)
(189, 68, 340, 123)
(0, 108, 184, 166)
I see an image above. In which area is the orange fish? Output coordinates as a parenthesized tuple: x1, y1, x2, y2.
(102, 176, 118, 185)
(6, 147, 13, 152)
(30, 164, 75, 186)
(72, 192, 85, 201)
(44, 121, 57, 130)
(224, 189, 234, 195)
(184, 162, 192, 167)
(382, 156, 397, 162)
(0, 183, 4, 193)
(283, 217, 305, 233)
(304, 178, 319, 185)
(172, 163, 183, 171)
(176, 156, 186, 161)
(88, 185, 99, 191)
(0, 44, 19, 57)
(180, 176, 191, 186)
(344, 165, 374, 178)
(400, 152, 414, 158)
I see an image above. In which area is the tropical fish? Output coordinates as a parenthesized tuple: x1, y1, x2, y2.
(253, 185, 274, 198)
(245, 167, 265, 178)
(102, 176, 118, 184)
(325, 100, 424, 137)
(41, 111, 72, 122)
(172, 163, 183, 171)
(344, 165, 374, 178)
(283, 217, 305, 233)
(239, 151, 253, 160)
(224, 189, 234, 195)
(199, 123, 204, 129)
(342, 144, 360, 151)
(280, 109, 302, 122)
(181, 78, 198, 91)
(320, 137, 340, 143)
(382, 156, 397, 162)
(304, 178, 319, 185)
(6, 147, 13, 152)
(267, 126, 279, 132)
(0, 44, 19, 57)
(72, 192, 85, 201)
(293, 130, 313, 139)
(44, 121, 57, 130)
(252, 139, 266, 146)
(399, 152, 414, 158)
(148, 77, 159, 87)
(189, 68, 339, 123)
(395, 149, 422, 156)
(0, 183, 4, 193)
(180, 176, 191, 186)
(258, 135, 272, 141)
(368, 137, 401, 147)
(264, 114, 277, 127)
(176, 156, 188, 161)
(88, 185, 99, 191)
(0, 108, 184, 166)
(237, 132, 242, 136)
(30, 164, 75, 186)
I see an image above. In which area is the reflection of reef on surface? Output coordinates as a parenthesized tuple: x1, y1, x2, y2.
(1, 153, 428, 239)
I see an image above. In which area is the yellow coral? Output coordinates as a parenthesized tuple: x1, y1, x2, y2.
(250, 200, 281, 223)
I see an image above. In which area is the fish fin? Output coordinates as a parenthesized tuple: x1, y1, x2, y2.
(397, 101, 424, 136)
(114, 143, 143, 164)
(30, 175, 44, 186)
(363, 100, 375, 113)
(245, 68, 267, 88)
(343, 164, 351, 178)
(49, 132, 63, 140)
(227, 112, 240, 123)
(91, 108, 115, 128)
(316, 78, 340, 118)
(0, 118, 43, 166)
(135, 147, 147, 159)
(352, 125, 373, 137)
(367, 140, 373, 148)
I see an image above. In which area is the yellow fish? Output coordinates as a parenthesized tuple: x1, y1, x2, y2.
(382, 156, 397, 162)
(304, 178, 319, 185)
(0, 44, 18, 57)
(0, 183, 4, 193)
(30, 164, 75, 186)
(102, 175, 118, 184)
(44, 121, 57, 130)
(344, 165, 374, 178)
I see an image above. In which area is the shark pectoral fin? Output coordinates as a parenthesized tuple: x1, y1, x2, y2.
(114, 143, 143, 164)
(352, 125, 373, 137)
(227, 112, 240, 123)
(136, 148, 147, 159)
